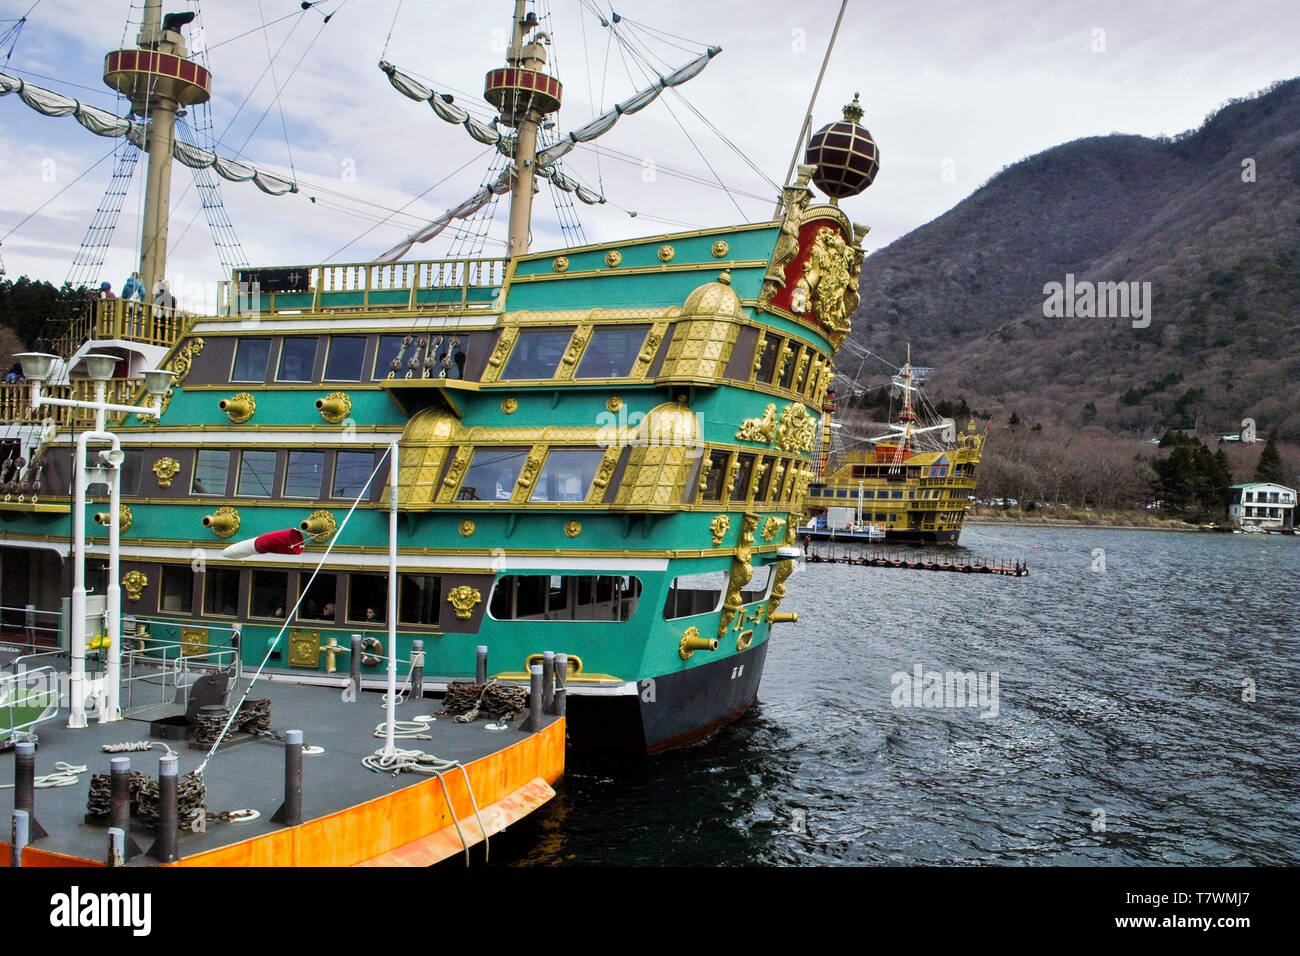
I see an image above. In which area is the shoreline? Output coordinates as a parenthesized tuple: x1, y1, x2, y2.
(963, 516, 1203, 533)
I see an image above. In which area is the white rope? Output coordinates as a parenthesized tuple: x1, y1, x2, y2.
(361, 747, 456, 775)
(370, 716, 435, 740)
(0, 760, 85, 789)
(101, 740, 176, 756)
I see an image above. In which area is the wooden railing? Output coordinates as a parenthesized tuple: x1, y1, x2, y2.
(52, 298, 194, 358)
(0, 379, 143, 427)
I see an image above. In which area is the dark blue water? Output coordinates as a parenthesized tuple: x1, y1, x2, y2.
(504, 525, 1300, 866)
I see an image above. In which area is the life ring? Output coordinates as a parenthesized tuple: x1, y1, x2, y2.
(361, 637, 383, 667)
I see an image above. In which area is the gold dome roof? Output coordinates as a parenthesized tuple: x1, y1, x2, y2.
(637, 400, 699, 444)
(682, 269, 741, 318)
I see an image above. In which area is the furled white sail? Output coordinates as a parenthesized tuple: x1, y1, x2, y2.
(0, 71, 297, 196)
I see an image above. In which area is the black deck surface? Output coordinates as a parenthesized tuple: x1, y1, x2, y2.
(2, 669, 556, 866)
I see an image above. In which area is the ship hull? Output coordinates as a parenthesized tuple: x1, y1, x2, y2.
(802, 526, 963, 545)
(565, 638, 769, 754)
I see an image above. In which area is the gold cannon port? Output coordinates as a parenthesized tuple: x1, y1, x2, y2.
(769, 611, 799, 624)
(678, 626, 719, 660)
(315, 392, 352, 423)
(202, 507, 241, 537)
(93, 512, 112, 525)
(299, 510, 337, 539)
(218, 392, 256, 423)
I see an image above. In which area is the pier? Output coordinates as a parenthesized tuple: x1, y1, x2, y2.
(804, 545, 1028, 576)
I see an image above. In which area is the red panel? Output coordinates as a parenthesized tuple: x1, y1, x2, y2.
(763, 215, 849, 334)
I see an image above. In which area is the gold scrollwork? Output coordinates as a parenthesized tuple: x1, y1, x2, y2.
(552, 255, 570, 273)
(119, 505, 133, 533)
(710, 514, 731, 546)
(317, 391, 352, 424)
(511, 452, 545, 502)
(169, 337, 205, 386)
(762, 517, 785, 541)
(604, 250, 622, 268)
(791, 225, 856, 347)
(759, 165, 815, 307)
(712, 240, 730, 258)
(775, 403, 817, 453)
(483, 327, 520, 382)
(564, 520, 582, 538)
(736, 403, 778, 445)
(658, 244, 675, 263)
(501, 397, 518, 415)
(121, 570, 148, 602)
(766, 558, 797, 620)
(678, 625, 718, 661)
(152, 456, 180, 488)
(554, 326, 591, 381)
(448, 585, 481, 620)
(458, 519, 476, 537)
(737, 629, 754, 651)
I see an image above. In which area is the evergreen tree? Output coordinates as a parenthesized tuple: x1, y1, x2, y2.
(1008, 410, 1020, 427)
(1254, 436, 1285, 485)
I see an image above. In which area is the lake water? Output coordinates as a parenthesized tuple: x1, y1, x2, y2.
(500, 524, 1300, 866)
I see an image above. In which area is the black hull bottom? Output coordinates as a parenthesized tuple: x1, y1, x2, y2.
(565, 639, 769, 755)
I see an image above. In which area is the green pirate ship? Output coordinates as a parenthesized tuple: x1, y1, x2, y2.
(0, 1, 879, 753)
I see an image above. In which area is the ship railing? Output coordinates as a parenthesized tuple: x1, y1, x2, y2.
(51, 298, 196, 358)
(0, 605, 62, 654)
(121, 623, 242, 714)
(0, 378, 141, 427)
(0, 665, 60, 744)
(224, 256, 508, 316)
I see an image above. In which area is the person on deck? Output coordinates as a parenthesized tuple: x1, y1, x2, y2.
(121, 272, 145, 301)
(99, 281, 115, 299)
(153, 280, 177, 316)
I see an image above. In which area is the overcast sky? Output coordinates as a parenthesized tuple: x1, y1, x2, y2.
(1, 0, 1297, 307)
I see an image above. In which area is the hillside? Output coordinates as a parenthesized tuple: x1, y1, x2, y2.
(853, 77, 1300, 443)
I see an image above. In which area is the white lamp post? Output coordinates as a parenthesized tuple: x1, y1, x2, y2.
(15, 351, 173, 727)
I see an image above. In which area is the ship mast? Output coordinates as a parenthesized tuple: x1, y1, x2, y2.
(488, 1, 564, 257)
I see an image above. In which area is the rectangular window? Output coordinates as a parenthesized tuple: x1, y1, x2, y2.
(702, 452, 729, 502)
(399, 574, 441, 626)
(779, 345, 800, 389)
(740, 565, 772, 604)
(458, 446, 530, 501)
(277, 337, 318, 382)
(491, 574, 640, 622)
(575, 326, 648, 378)
(283, 451, 325, 498)
(333, 452, 375, 499)
(347, 573, 387, 624)
(323, 336, 367, 381)
(375, 334, 408, 379)
(159, 565, 193, 614)
(757, 335, 781, 383)
(232, 338, 271, 382)
(732, 454, 755, 501)
(237, 450, 278, 497)
(250, 569, 289, 619)
(754, 456, 776, 502)
(530, 449, 605, 502)
(663, 570, 726, 620)
(191, 449, 230, 495)
(204, 568, 240, 617)
(298, 573, 337, 622)
(501, 329, 573, 380)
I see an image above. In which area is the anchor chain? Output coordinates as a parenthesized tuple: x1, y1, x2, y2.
(440, 679, 526, 723)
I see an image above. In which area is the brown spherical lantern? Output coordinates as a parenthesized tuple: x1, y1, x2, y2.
(805, 93, 880, 200)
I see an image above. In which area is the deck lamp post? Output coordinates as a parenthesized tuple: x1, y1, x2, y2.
(14, 351, 173, 727)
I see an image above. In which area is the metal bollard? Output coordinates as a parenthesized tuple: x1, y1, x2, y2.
(272, 729, 304, 826)
(526, 664, 544, 732)
(107, 827, 124, 868)
(108, 757, 140, 861)
(541, 650, 555, 714)
(14, 741, 47, 839)
(10, 810, 28, 867)
(411, 639, 424, 700)
(149, 754, 178, 863)
(554, 654, 568, 717)
(475, 645, 488, 685)
(348, 634, 362, 701)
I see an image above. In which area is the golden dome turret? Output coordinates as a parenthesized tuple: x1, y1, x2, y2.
(682, 269, 741, 318)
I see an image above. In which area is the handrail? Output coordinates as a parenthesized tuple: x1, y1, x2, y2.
(0, 665, 60, 742)
(0, 378, 143, 427)
(51, 297, 197, 358)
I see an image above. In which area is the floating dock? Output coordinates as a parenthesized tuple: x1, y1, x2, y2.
(804, 546, 1028, 576)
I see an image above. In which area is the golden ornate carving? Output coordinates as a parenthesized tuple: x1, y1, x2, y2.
(736, 403, 778, 444)
(220, 392, 256, 424)
(136, 388, 172, 424)
(630, 322, 668, 375)
(552, 255, 570, 273)
(723, 456, 741, 500)
(766, 558, 797, 621)
(168, 337, 204, 385)
(793, 350, 811, 390)
(554, 326, 591, 381)
(604, 250, 622, 267)
(762, 516, 785, 541)
(710, 514, 731, 546)
(119, 504, 133, 533)
(759, 165, 815, 307)
(510, 451, 545, 503)
(482, 326, 519, 382)
(737, 629, 754, 651)
(718, 515, 760, 638)
(202, 506, 240, 538)
(152, 456, 180, 488)
(180, 626, 209, 658)
(791, 225, 856, 346)
(500, 397, 518, 415)
(439, 451, 470, 501)
(751, 332, 768, 376)
(288, 630, 323, 669)
(301, 509, 337, 541)
(678, 625, 718, 661)
(448, 585, 482, 620)
(711, 240, 729, 258)
(694, 455, 713, 506)
(458, 519, 476, 537)
(773, 343, 793, 384)
(586, 448, 621, 504)
(657, 244, 675, 263)
(775, 403, 817, 453)
(316, 391, 352, 424)
(121, 570, 148, 602)
(564, 520, 582, 538)
(605, 396, 622, 413)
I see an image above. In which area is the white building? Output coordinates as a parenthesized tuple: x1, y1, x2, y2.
(1229, 482, 1296, 530)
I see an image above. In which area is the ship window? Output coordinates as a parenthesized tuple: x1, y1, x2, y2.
(530, 449, 605, 502)
(851, 465, 868, 479)
(754, 456, 776, 501)
(191, 450, 230, 495)
(793, 353, 812, 393)
(333, 451, 376, 499)
(232, 338, 271, 382)
(375, 335, 409, 379)
(159, 565, 193, 614)
(732, 453, 755, 501)
(277, 337, 318, 382)
(490, 574, 641, 622)
(501, 328, 573, 380)
(701, 452, 729, 502)
(458, 446, 530, 501)
(863, 490, 875, 499)
(779, 345, 800, 389)
(663, 570, 726, 619)
(399, 574, 441, 626)
(740, 565, 773, 604)
(892, 490, 903, 499)
(324, 336, 367, 381)
(86, 448, 142, 497)
(575, 325, 649, 378)
(237, 450, 278, 497)
(204, 568, 239, 617)
(757, 335, 781, 382)
(347, 573, 387, 623)
(298, 573, 337, 622)
(283, 451, 325, 498)
(249, 570, 289, 619)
